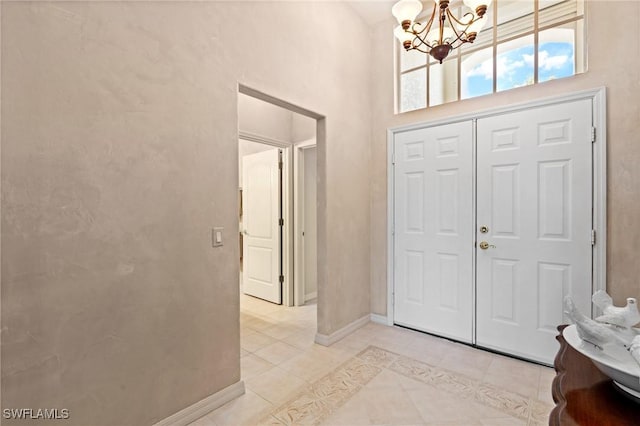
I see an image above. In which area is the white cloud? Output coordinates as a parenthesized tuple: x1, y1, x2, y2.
(466, 48, 569, 80)
(496, 56, 524, 79)
(539, 50, 569, 71)
(467, 58, 493, 80)
(523, 50, 569, 71)
(467, 54, 526, 80)
(523, 53, 534, 67)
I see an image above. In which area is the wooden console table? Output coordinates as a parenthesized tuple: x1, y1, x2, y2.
(550, 324, 640, 425)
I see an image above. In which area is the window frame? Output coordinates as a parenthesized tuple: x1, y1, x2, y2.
(396, 0, 586, 113)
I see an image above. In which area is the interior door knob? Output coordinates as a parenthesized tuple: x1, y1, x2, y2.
(479, 241, 496, 250)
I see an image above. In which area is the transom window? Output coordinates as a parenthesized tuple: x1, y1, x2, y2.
(397, 0, 585, 113)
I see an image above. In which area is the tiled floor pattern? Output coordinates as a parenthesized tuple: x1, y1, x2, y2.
(261, 346, 551, 426)
(190, 295, 555, 426)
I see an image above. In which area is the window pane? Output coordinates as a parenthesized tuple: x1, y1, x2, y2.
(400, 68, 427, 112)
(575, 18, 585, 74)
(496, 35, 534, 92)
(401, 44, 427, 71)
(429, 58, 459, 107)
(538, 24, 576, 83)
(539, 0, 581, 28)
(461, 2, 493, 54)
(497, 0, 534, 39)
(461, 47, 493, 99)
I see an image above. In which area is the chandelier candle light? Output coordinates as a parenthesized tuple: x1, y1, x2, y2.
(392, 0, 492, 63)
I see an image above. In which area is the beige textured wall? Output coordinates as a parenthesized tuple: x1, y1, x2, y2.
(1, 2, 371, 425)
(238, 93, 294, 142)
(237, 93, 316, 144)
(291, 113, 316, 143)
(370, 0, 640, 315)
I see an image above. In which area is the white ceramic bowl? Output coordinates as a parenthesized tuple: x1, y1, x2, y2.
(564, 324, 640, 398)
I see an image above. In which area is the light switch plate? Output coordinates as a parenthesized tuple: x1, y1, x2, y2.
(212, 227, 223, 247)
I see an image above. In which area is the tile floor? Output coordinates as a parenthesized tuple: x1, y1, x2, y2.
(190, 294, 555, 426)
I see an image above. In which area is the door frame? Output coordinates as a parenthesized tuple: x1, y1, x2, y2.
(239, 131, 294, 306)
(387, 87, 607, 329)
(293, 139, 317, 306)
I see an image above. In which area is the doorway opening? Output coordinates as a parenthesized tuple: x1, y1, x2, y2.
(294, 141, 317, 305)
(237, 86, 323, 384)
(238, 91, 317, 307)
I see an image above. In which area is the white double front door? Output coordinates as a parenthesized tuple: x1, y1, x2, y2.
(393, 98, 594, 363)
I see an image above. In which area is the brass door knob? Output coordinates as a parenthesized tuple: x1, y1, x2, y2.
(479, 241, 496, 250)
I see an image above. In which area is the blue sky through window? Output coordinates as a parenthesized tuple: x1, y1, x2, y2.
(464, 67, 493, 99)
(463, 41, 574, 98)
(538, 42, 575, 82)
(497, 44, 534, 92)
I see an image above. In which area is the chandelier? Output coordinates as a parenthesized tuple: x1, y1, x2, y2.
(392, 0, 492, 63)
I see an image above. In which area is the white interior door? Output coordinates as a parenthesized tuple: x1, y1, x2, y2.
(242, 148, 282, 304)
(476, 99, 593, 363)
(394, 121, 474, 343)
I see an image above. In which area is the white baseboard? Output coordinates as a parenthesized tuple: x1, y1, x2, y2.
(315, 314, 369, 346)
(370, 313, 389, 326)
(153, 381, 245, 426)
(304, 291, 317, 302)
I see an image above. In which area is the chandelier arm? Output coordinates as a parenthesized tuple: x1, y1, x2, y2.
(448, 11, 476, 27)
(412, 39, 435, 50)
(415, 1, 438, 36)
(411, 35, 433, 51)
(450, 39, 467, 50)
(443, 9, 468, 46)
(447, 10, 479, 44)
(408, 45, 430, 54)
(411, 2, 438, 50)
(412, 33, 434, 50)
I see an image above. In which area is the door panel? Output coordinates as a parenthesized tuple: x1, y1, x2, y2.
(476, 99, 592, 363)
(242, 148, 282, 304)
(394, 121, 474, 343)
(492, 164, 519, 236)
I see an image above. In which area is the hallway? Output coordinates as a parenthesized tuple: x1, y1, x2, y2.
(189, 295, 555, 425)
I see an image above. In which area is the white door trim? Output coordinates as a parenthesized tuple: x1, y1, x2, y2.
(239, 130, 290, 149)
(471, 118, 478, 344)
(282, 147, 293, 306)
(386, 129, 396, 326)
(387, 87, 607, 326)
(294, 139, 317, 306)
(239, 133, 294, 306)
(591, 88, 607, 316)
